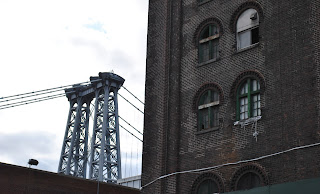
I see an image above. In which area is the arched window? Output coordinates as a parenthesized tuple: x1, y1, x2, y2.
(198, 89, 219, 130)
(236, 8, 259, 50)
(237, 78, 260, 120)
(237, 172, 262, 191)
(191, 173, 224, 194)
(231, 164, 268, 191)
(199, 24, 220, 63)
(197, 179, 219, 194)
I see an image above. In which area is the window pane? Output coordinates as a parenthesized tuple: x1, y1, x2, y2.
(239, 30, 251, 49)
(252, 79, 260, 92)
(237, 172, 261, 191)
(211, 106, 219, 127)
(200, 109, 209, 129)
(200, 26, 210, 39)
(237, 9, 259, 32)
(240, 97, 248, 120)
(212, 90, 219, 102)
(198, 90, 219, 130)
(240, 82, 248, 95)
(200, 42, 210, 62)
(252, 27, 259, 44)
(211, 39, 219, 60)
(211, 25, 218, 36)
(199, 91, 209, 105)
(252, 94, 261, 117)
(197, 179, 219, 194)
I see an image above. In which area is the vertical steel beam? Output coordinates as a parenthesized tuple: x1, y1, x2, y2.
(89, 72, 124, 183)
(114, 89, 122, 179)
(58, 87, 93, 178)
(59, 72, 124, 183)
(66, 97, 82, 175)
(89, 88, 103, 180)
(58, 99, 77, 174)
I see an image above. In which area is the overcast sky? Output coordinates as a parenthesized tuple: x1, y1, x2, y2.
(0, 0, 148, 178)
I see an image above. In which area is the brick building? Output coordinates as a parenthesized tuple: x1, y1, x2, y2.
(0, 162, 139, 194)
(141, 0, 320, 193)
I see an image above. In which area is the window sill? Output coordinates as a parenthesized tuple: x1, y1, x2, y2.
(235, 43, 259, 54)
(197, 57, 220, 67)
(196, 127, 219, 135)
(234, 116, 262, 126)
(198, 0, 212, 6)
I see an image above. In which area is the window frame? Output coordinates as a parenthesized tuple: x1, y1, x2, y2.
(198, 24, 220, 64)
(197, 89, 220, 131)
(191, 173, 225, 194)
(236, 9, 260, 50)
(196, 178, 219, 194)
(236, 78, 261, 121)
(236, 171, 262, 191)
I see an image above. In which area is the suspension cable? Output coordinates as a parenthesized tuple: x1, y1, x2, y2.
(119, 115, 143, 135)
(0, 81, 91, 100)
(118, 93, 144, 114)
(0, 88, 67, 103)
(120, 124, 143, 142)
(0, 94, 66, 110)
(0, 89, 78, 109)
(121, 86, 144, 105)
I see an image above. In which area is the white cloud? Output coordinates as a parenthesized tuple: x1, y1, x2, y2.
(0, 0, 148, 177)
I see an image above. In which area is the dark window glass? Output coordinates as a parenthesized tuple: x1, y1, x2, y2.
(197, 179, 219, 194)
(237, 172, 262, 191)
(237, 78, 261, 120)
(199, 25, 219, 63)
(251, 27, 259, 44)
(198, 90, 219, 130)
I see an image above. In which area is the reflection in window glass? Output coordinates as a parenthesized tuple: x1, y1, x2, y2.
(237, 78, 261, 120)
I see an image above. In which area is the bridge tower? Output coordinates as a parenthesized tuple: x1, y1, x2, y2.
(58, 85, 94, 178)
(58, 72, 124, 183)
(89, 72, 124, 183)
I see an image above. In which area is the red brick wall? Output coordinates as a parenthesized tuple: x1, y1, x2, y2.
(0, 162, 140, 194)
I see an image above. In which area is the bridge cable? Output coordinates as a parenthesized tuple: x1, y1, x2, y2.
(119, 116, 143, 135)
(0, 94, 66, 110)
(119, 124, 143, 142)
(0, 88, 68, 103)
(118, 93, 144, 114)
(0, 90, 77, 109)
(121, 86, 144, 105)
(0, 80, 93, 100)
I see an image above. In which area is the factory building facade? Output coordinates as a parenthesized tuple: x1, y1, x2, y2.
(142, 0, 320, 193)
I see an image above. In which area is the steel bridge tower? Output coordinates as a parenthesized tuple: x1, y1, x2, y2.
(58, 72, 124, 183)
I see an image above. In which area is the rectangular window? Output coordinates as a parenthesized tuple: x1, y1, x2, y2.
(239, 30, 251, 49)
(252, 94, 261, 117)
(238, 27, 259, 50)
(200, 108, 209, 129)
(212, 39, 219, 61)
(240, 97, 248, 120)
(200, 42, 210, 62)
(212, 107, 219, 127)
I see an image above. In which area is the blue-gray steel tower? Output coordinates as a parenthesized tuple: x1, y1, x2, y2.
(58, 72, 124, 183)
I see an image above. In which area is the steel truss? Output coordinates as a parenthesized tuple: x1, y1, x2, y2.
(58, 72, 124, 183)
(89, 76, 123, 182)
(58, 87, 92, 178)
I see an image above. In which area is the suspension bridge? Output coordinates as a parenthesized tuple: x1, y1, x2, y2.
(0, 72, 144, 184)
